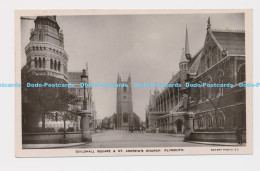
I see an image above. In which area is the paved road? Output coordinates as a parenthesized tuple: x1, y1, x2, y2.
(76, 130, 212, 148)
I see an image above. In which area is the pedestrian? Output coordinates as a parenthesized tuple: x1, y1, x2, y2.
(235, 127, 243, 145)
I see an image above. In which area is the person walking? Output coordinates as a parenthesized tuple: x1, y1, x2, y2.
(236, 127, 243, 145)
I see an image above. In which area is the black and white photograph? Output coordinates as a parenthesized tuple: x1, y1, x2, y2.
(15, 10, 252, 157)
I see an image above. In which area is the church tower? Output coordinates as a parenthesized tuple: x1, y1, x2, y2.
(24, 16, 68, 83)
(116, 74, 134, 130)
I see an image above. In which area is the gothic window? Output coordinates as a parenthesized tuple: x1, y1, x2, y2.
(217, 111, 225, 128)
(237, 64, 245, 83)
(38, 57, 42, 68)
(206, 50, 210, 69)
(123, 114, 128, 123)
(209, 47, 212, 67)
(34, 57, 37, 68)
(205, 114, 213, 128)
(54, 60, 57, 70)
(39, 31, 43, 41)
(212, 70, 224, 97)
(58, 61, 61, 71)
(197, 115, 204, 128)
(203, 76, 212, 101)
(43, 58, 46, 68)
(50, 59, 53, 69)
(212, 46, 218, 63)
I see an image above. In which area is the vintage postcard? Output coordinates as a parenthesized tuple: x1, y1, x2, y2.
(15, 9, 253, 157)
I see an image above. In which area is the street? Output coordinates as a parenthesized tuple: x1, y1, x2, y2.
(76, 130, 212, 148)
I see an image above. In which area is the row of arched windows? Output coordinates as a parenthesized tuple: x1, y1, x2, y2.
(196, 111, 225, 129)
(194, 69, 224, 102)
(194, 64, 245, 102)
(34, 57, 46, 69)
(34, 57, 61, 72)
(50, 59, 61, 71)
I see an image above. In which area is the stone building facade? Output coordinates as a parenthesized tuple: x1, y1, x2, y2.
(146, 17, 246, 141)
(67, 63, 97, 131)
(24, 16, 68, 82)
(102, 74, 141, 130)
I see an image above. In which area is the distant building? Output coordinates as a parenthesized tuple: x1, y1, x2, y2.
(146, 17, 246, 139)
(102, 74, 141, 130)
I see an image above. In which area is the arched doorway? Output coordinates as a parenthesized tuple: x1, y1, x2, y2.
(176, 119, 183, 133)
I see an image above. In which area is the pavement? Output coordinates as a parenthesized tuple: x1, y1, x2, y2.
(187, 141, 245, 146)
(75, 130, 214, 148)
(22, 130, 245, 149)
(23, 142, 87, 149)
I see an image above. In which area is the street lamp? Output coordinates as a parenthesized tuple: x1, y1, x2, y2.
(81, 69, 88, 111)
(79, 69, 92, 142)
(185, 73, 193, 112)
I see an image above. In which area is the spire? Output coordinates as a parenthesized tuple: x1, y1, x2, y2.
(117, 73, 121, 83)
(128, 73, 131, 82)
(180, 48, 187, 63)
(207, 16, 211, 29)
(185, 26, 191, 60)
(86, 62, 89, 75)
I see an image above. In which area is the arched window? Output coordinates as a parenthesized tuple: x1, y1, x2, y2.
(205, 114, 213, 128)
(123, 114, 128, 123)
(217, 111, 225, 128)
(50, 59, 53, 69)
(39, 31, 43, 41)
(237, 64, 245, 83)
(203, 76, 212, 101)
(54, 60, 57, 70)
(43, 58, 46, 68)
(206, 50, 210, 69)
(34, 57, 37, 68)
(58, 61, 61, 71)
(212, 70, 224, 97)
(197, 115, 204, 128)
(38, 57, 42, 68)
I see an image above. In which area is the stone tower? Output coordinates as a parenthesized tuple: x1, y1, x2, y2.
(25, 16, 68, 83)
(116, 74, 134, 130)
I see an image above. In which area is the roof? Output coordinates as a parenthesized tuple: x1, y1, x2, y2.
(188, 49, 203, 75)
(211, 30, 245, 55)
(36, 16, 57, 22)
(68, 72, 82, 84)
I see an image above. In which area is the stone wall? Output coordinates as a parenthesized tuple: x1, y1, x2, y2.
(22, 132, 83, 144)
(190, 131, 246, 143)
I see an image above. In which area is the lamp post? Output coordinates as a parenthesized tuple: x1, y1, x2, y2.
(81, 69, 88, 111)
(184, 73, 195, 141)
(79, 69, 92, 142)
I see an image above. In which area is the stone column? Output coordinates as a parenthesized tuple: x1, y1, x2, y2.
(80, 111, 92, 142)
(184, 112, 195, 141)
(46, 59, 50, 70)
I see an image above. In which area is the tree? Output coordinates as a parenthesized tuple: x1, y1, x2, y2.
(52, 90, 80, 138)
(22, 66, 72, 132)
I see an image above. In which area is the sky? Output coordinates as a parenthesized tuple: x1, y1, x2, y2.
(21, 13, 244, 121)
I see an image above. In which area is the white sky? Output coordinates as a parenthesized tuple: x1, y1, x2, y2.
(21, 13, 244, 121)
